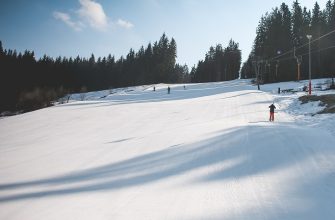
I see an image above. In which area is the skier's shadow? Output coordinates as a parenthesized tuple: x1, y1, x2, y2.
(248, 120, 272, 123)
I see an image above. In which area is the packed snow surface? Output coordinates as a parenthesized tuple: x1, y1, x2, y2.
(1, 79, 335, 220)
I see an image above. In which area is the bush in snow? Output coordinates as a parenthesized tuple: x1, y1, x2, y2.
(16, 86, 70, 113)
(79, 86, 87, 101)
(17, 88, 54, 112)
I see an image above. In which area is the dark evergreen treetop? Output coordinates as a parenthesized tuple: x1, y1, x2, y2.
(191, 39, 241, 83)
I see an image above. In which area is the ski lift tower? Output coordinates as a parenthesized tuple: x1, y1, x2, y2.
(307, 34, 312, 95)
(294, 47, 302, 81)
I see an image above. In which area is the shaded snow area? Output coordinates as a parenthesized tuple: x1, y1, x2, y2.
(1, 79, 335, 220)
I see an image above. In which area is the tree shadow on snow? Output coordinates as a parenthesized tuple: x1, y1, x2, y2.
(0, 122, 334, 219)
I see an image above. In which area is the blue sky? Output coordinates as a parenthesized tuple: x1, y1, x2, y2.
(0, 0, 329, 68)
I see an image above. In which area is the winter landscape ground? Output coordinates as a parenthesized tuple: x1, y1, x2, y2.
(0, 79, 335, 220)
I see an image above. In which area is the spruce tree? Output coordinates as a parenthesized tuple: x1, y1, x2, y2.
(329, 1, 335, 30)
(292, 0, 304, 47)
(0, 41, 3, 55)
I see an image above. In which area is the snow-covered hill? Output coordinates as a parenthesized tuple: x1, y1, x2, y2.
(1, 79, 335, 220)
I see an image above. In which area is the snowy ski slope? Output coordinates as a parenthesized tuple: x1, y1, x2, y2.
(0, 79, 335, 220)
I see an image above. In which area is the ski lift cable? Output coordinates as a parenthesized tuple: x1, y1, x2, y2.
(269, 28, 335, 61)
(273, 44, 335, 63)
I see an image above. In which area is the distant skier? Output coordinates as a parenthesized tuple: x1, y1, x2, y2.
(167, 86, 171, 94)
(269, 103, 276, 121)
(153, 86, 155, 91)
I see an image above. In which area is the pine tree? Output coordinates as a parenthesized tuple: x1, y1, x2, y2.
(169, 38, 177, 60)
(292, 0, 304, 47)
(0, 41, 3, 55)
(280, 3, 293, 52)
(329, 0, 335, 30)
(253, 15, 269, 57)
(324, 0, 333, 25)
(89, 53, 95, 66)
(325, 0, 335, 75)
(168, 38, 177, 82)
(311, 2, 324, 76)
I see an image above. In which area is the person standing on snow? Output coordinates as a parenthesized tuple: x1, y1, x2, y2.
(167, 86, 170, 94)
(269, 103, 276, 121)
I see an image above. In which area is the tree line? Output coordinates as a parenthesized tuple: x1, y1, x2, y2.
(0, 33, 189, 113)
(0, 32, 242, 113)
(190, 39, 242, 83)
(241, 0, 335, 83)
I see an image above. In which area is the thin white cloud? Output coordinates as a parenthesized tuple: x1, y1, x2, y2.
(77, 0, 108, 31)
(54, 0, 133, 32)
(53, 11, 84, 31)
(116, 19, 134, 29)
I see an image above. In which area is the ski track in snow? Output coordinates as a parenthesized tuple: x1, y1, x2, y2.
(0, 79, 335, 220)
